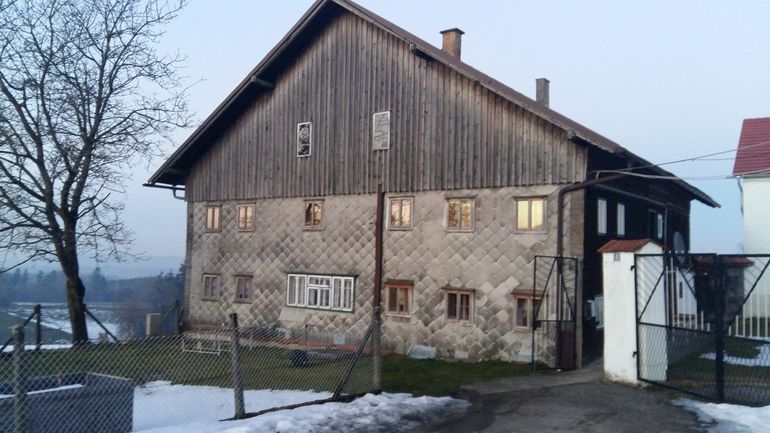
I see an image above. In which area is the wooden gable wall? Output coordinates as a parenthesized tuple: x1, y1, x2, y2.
(185, 10, 588, 202)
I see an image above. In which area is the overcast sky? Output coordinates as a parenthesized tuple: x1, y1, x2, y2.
(123, 0, 770, 269)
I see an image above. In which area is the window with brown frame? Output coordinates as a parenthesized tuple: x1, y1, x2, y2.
(205, 206, 221, 231)
(446, 289, 473, 321)
(237, 204, 255, 231)
(388, 197, 413, 230)
(447, 198, 474, 231)
(515, 197, 546, 232)
(234, 275, 253, 302)
(515, 297, 532, 328)
(202, 274, 220, 300)
(304, 200, 323, 228)
(386, 282, 412, 316)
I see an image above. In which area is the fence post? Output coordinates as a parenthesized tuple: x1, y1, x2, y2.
(230, 313, 245, 419)
(714, 257, 726, 403)
(372, 307, 382, 393)
(174, 299, 183, 335)
(12, 325, 28, 433)
(34, 305, 41, 351)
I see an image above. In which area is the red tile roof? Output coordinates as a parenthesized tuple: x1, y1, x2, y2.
(733, 117, 770, 176)
(597, 239, 661, 253)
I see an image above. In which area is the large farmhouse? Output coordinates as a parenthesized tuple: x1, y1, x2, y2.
(147, 0, 717, 364)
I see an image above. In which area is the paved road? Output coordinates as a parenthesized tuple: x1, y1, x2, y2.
(414, 365, 713, 433)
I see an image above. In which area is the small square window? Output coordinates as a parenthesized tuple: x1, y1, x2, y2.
(447, 198, 474, 232)
(388, 197, 413, 230)
(304, 200, 323, 228)
(597, 198, 608, 235)
(237, 204, 255, 231)
(202, 274, 220, 300)
(234, 276, 253, 302)
(205, 206, 221, 231)
(297, 122, 312, 157)
(386, 282, 412, 316)
(446, 289, 473, 322)
(515, 297, 532, 328)
(515, 197, 546, 232)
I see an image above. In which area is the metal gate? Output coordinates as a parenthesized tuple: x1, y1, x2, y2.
(532, 255, 579, 371)
(635, 253, 770, 405)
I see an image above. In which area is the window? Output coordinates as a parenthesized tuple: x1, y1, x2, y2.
(388, 197, 413, 229)
(286, 273, 354, 312)
(386, 282, 412, 316)
(656, 213, 664, 240)
(447, 198, 474, 231)
(617, 203, 626, 237)
(515, 197, 546, 232)
(297, 122, 312, 157)
(597, 198, 607, 234)
(237, 204, 254, 231)
(205, 206, 221, 231)
(304, 200, 323, 228)
(446, 289, 473, 322)
(234, 276, 253, 302)
(515, 297, 532, 328)
(372, 111, 391, 150)
(202, 274, 220, 300)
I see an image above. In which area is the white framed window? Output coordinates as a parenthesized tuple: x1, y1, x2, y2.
(386, 282, 412, 317)
(617, 203, 626, 237)
(234, 275, 253, 302)
(372, 111, 391, 150)
(446, 289, 473, 322)
(202, 274, 220, 300)
(205, 206, 221, 231)
(515, 197, 546, 232)
(657, 213, 664, 240)
(304, 200, 323, 229)
(447, 198, 475, 232)
(286, 273, 354, 312)
(388, 197, 413, 230)
(597, 198, 607, 235)
(237, 204, 255, 231)
(297, 122, 312, 157)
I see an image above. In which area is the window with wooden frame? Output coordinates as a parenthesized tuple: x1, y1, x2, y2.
(386, 281, 412, 316)
(237, 204, 255, 231)
(446, 289, 473, 322)
(597, 198, 608, 234)
(205, 206, 221, 231)
(304, 200, 323, 229)
(515, 197, 546, 232)
(372, 111, 391, 150)
(447, 198, 474, 231)
(234, 275, 253, 302)
(616, 203, 626, 237)
(286, 273, 354, 312)
(297, 122, 312, 157)
(388, 197, 413, 230)
(515, 297, 532, 328)
(202, 274, 220, 300)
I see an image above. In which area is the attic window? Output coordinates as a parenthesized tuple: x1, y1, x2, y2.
(297, 122, 312, 157)
(372, 111, 390, 150)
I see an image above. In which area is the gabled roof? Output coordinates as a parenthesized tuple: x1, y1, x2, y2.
(147, 0, 718, 208)
(597, 239, 661, 253)
(733, 117, 770, 176)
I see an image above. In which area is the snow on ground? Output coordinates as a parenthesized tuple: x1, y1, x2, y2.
(700, 344, 770, 367)
(133, 382, 468, 433)
(677, 400, 770, 433)
(5, 302, 121, 340)
(1, 343, 72, 353)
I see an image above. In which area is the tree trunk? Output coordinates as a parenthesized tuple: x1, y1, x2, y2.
(63, 269, 89, 344)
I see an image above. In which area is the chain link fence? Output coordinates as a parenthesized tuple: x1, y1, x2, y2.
(0, 312, 380, 432)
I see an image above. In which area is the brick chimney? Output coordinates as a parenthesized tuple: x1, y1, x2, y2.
(536, 78, 550, 107)
(440, 28, 464, 59)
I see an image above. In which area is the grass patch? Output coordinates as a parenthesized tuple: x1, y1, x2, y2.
(382, 354, 531, 396)
(725, 339, 762, 358)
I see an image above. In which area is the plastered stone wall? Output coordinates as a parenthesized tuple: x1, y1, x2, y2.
(187, 185, 582, 361)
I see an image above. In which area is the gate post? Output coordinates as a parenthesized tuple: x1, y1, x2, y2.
(229, 313, 245, 419)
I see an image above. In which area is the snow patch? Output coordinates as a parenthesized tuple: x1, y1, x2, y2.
(677, 399, 770, 433)
(700, 344, 770, 367)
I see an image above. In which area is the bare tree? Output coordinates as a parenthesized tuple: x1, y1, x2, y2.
(0, 0, 189, 342)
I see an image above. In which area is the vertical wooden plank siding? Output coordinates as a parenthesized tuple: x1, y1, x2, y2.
(186, 12, 588, 202)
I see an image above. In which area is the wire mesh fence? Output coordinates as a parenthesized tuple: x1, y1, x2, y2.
(0, 313, 379, 433)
